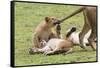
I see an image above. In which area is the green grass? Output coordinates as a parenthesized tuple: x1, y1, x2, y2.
(14, 2, 97, 66)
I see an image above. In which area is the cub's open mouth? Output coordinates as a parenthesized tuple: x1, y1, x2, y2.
(53, 20, 61, 25)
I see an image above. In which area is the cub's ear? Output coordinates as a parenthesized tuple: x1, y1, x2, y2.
(45, 17, 50, 22)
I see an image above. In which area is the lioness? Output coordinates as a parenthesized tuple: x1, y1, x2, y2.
(57, 6, 97, 50)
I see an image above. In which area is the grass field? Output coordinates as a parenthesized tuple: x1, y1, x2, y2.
(14, 2, 97, 66)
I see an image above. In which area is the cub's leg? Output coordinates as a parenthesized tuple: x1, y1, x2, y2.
(44, 47, 60, 55)
(63, 48, 73, 55)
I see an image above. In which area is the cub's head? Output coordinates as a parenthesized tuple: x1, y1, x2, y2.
(45, 17, 60, 27)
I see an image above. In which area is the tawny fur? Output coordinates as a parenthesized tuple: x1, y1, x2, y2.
(32, 17, 60, 48)
(59, 7, 97, 50)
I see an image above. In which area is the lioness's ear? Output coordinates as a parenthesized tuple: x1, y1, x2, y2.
(45, 17, 50, 22)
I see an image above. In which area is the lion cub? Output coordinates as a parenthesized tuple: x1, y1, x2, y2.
(32, 17, 60, 48)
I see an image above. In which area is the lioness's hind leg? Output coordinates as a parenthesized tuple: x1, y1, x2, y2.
(88, 30, 96, 51)
(79, 12, 90, 50)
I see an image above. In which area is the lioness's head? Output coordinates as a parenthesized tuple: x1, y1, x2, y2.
(45, 17, 60, 27)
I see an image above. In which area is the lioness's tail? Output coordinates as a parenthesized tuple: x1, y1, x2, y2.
(60, 7, 85, 22)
